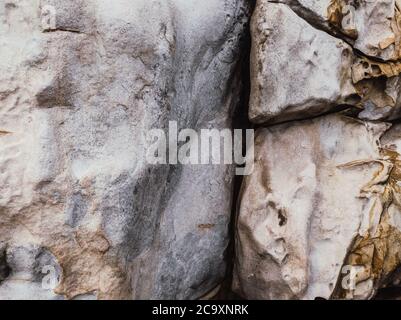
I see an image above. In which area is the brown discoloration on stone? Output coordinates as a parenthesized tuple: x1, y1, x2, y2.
(49, 227, 130, 299)
(354, 77, 397, 110)
(1, 197, 130, 299)
(75, 230, 110, 253)
(350, 56, 401, 115)
(328, 0, 401, 60)
(352, 57, 401, 83)
(198, 224, 216, 230)
(333, 148, 401, 299)
(391, 3, 401, 59)
(379, 35, 396, 50)
(327, 0, 358, 39)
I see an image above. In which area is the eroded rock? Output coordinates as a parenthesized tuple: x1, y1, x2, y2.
(233, 113, 401, 299)
(249, 1, 357, 124)
(327, 0, 401, 61)
(250, 0, 401, 124)
(288, 0, 401, 61)
(0, 0, 250, 299)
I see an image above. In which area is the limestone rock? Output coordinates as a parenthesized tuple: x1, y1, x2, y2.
(233, 113, 401, 300)
(329, 0, 401, 61)
(250, 0, 401, 124)
(289, 0, 401, 61)
(249, 1, 357, 124)
(0, 0, 249, 299)
(236, 0, 401, 300)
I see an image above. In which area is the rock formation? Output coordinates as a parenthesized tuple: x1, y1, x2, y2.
(3, 0, 401, 301)
(234, 114, 401, 299)
(234, 0, 401, 300)
(0, 0, 250, 299)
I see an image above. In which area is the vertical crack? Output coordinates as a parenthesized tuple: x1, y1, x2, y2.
(215, 0, 256, 300)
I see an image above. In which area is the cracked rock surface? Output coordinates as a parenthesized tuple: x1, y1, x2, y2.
(0, 0, 250, 299)
(235, 0, 401, 300)
(4, 0, 401, 301)
(250, 0, 401, 124)
(234, 114, 401, 299)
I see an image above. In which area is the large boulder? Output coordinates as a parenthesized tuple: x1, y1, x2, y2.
(0, 0, 250, 299)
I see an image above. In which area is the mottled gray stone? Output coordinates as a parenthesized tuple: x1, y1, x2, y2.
(0, 0, 250, 299)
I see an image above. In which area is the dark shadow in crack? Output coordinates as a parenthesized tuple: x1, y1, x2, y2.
(213, 0, 256, 300)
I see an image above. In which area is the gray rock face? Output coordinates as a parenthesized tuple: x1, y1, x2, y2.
(0, 0, 250, 299)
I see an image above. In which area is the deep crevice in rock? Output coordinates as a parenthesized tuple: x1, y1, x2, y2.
(215, 0, 256, 300)
(272, 0, 401, 64)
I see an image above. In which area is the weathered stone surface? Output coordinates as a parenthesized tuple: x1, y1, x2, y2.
(250, 0, 401, 124)
(249, 1, 357, 124)
(6, 0, 401, 302)
(235, 0, 401, 301)
(290, 0, 401, 61)
(233, 113, 401, 300)
(328, 0, 401, 61)
(0, 0, 249, 299)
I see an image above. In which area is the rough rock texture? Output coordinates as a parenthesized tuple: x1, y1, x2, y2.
(250, 1, 357, 124)
(250, 0, 401, 124)
(5, 0, 401, 302)
(327, 0, 401, 61)
(283, 0, 401, 61)
(235, 0, 401, 300)
(0, 0, 249, 299)
(234, 114, 401, 299)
